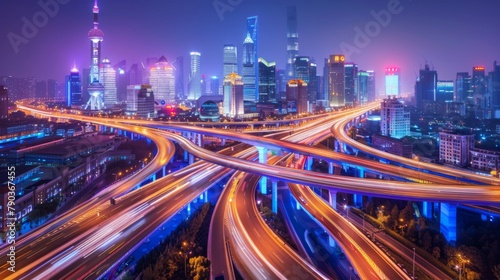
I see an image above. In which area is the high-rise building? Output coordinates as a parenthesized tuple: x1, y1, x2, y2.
(136, 85, 156, 119)
(149, 56, 175, 105)
(385, 67, 400, 97)
(345, 63, 358, 106)
(126, 85, 141, 113)
(472, 66, 490, 118)
(47, 79, 58, 100)
(100, 58, 117, 107)
(172, 56, 185, 102)
(328, 54, 345, 107)
(367, 70, 376, 102)
(380, 97, 410, 139)
(357, 70, 369, 105)
(210, 76, 220, 95)
(188, 52, 201, 100)
(294, 56, 310, 83)
(455, 72, 471, 103)
(201, 75, 208, 96)
(493, 61, 500, 110)
(129, 63, 146, 86)
(242, 33, 256, 101)
(286, 6, 299, 79)
(322, 58, 329, 101)
(308, 62, 318, 103)
(286, 79, 308, 114)
(223, 45, 238, 77)
(66, 65, 82, 107)
(439, 130, 474, 167)
(415, 63, 437, 110)
(114, 60, 127, 102)
(36, 80, 47, 99)
(258, 58, 276, 103)
(223, 73, 244, 118)
(0, 86, 8, 119)
(276, 69, 286, 101)
(86, 0, 105, 110)
(436, 80, 454, 102)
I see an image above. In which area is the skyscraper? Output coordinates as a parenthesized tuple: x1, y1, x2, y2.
(188, 52, 201, 100)
(308, 62, 318, 103)
(126, 85, 141, 113)
(36, 80, 47, 99)
(455, 72, 471, 103)
(210, 76, 220, 95)
(415, 63, 437, 110)
(149, 56, 175, 105)
(286, 79, 308, 114)
(286, 6, 299, 80)
(47, 79, 58, 100)
(136, 85, 156, 119)
(367, 70, 376, 102)
(66, 65, 82, 107)
(322, 58, 329, 102)
(114, 59, 127, 102)
(275, 69, 286, 101)
(172, 56, 185, 102)
(436, 81, 454, 102)
(294, 56, 310, 83)
(0, 86, 8, 119)
(357, 70, 369, 105)
(472, 66, 490, 118)
(385, 67, 400, 97)
(223, 45, 238, 77)
(380, 97, 410, 139)
(493, 61, 500, 110)
(245, 16, 259, 101)
(258, 58, 276, 103)
(100, 58, 117, 107)
(86, 0, 105, 110)
(242, 33, 256, 101)
(223, 73, 244, 118)
(344, 63, 358, 106)
(328, 54, 345, 107)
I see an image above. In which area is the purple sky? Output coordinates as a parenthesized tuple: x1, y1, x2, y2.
(0, 0, 499, 95)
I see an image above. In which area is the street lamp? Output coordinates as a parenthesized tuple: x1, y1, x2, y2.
(257, 200, 262, 212)
(412, 247, 415, 279)
(344, 204, 349, 220)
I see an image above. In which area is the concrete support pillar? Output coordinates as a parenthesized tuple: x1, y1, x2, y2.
(256, 147, 268, 194)
(130, 133, 134, 140)
(162, 166, 166, 177)
(204, 191, 208, 203)
(329, 236, 336, 247)
(329, 190, 337, 210)
(296, 197, 301, 210)
(187, 202, 191, 213)
(197, 133, 203, 147)
(184, 150, 189, 162)
(440, 203, 457, 242)
(422, 201, 432, 218)
(221, 138, 226, 146)
(306, 156, 313, 171)
(334, 140, 341, 152)
(356, 167, 365, 178)
(272, 180, 278, 214)
(353, 194, 362, 207)
(151, 173, 156, 182)
(189, 154, 194, 165)
(328, 162, 334, 174)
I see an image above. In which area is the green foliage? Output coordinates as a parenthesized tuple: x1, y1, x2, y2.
(189, 256, 210, 280)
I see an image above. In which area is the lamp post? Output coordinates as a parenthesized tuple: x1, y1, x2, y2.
(412, 247, 415, 279)
(257, 200, 262, 212)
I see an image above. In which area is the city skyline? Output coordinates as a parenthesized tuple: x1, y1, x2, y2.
(0, 0, 499, 95)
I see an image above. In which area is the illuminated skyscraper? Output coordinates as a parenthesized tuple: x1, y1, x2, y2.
(188, 52, 201, 100)
(136, 85, 156, 119)
(455, 72, 471, 103)
(415, 63, 437, 110)
(100, 58, 117, 107)
(472, 66, 490, 118)
(380, 97, 410, 139)
(47, 79, 58, 100)
(328, 54, 345, 107)
(385, 67, 400, 97)
(114, 60, 127, 102)
(258, 58, 276, 103)
(345, 63, 358, 106)
(493, 61, 500, 110)
(286, 79, 308, 114)
(436, 80, 454, 102)
(66, 65, 82, 107)
(223, 73, 244, 118)
(149, 56, 175, 105)
(172, 56, 185, 101)
(0, 86, 8, 119)
(357, 70, 369, 105)
(286, 6, 299, 79)
(294, 56, 310, 83)
(223, 45, 238, 77)
(367, 70, 376, 102)
(242, 33, 256, 101)
(36, 80, 47, 99)
(85, 0, 105, 110)
(210, 76, 220, 95)
(126, 85, 141, 113)
(308, 62, 318, 103)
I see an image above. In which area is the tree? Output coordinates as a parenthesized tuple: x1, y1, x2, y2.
(390, 205, 399, 230)
(492, 263, 500, 280)
(189, 256, 210, 280)
(422, 231, 432, 252)
(432, 246, 441, 259)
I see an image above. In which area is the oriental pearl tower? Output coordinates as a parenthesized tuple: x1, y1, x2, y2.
(85, 0, 105, 110)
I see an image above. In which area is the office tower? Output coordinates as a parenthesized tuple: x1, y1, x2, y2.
(126, 85, 141, 113)
(286, 6, 299, 79)
(86, 0, 105, 110)
(414, 63, 437, 110)
(136, 85, 156, 119)
(146, 57, 159, 69)
(439, 130, 474, 167)
(328, 54, 346, 107)
(66, 65, 82, 107)
(100, 58, 117, 107)
(345, 63, 358, 106)
(455, 72, 471, 103)
(210, 76, 220, 95)
(149, 56, 175, 105)
(309, 63, 318, 103)
(357, 70, 369, 105)
(493, 61, 500, 110)
(36, 80, 47, 99)
(276, 69, 286, 101)
(380, 97, 410, 139)
(223, 73, 244, 118)
(294, 56, 310, 83)
(0, 86, 8, 119)
(114, 60, 127, 102)
(242, 33, 256, 101)
(188, 52, 201, 100)
(47, 79, 58, 100)
(81, 68, 90, 103)
(322, 58, 329, 101)
(223, 45, 238, 77)
(172, 56, 185, 101)
(201, 75, 208, 96)
(246, 16, 259, 101)
(436, 80, 454, 102)
(129, 63, 146, 86)
(385, 67, 400, 97)
(472, 66, 490, 118)
(258, 58, 276, 103)
(367, 70, 376, 102)
(286, 80, 308, 114)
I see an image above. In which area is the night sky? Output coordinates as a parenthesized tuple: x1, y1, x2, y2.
(0, 0, 499, 95)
